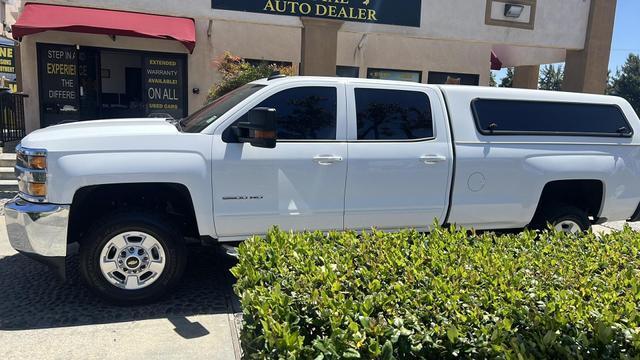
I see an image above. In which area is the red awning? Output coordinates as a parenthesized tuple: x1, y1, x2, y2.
(491, 51, 503, 70)
(12, 3, 196, 53)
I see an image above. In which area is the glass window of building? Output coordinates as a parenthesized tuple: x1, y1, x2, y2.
(367, 68, 422, 83)
(428, 71, 480, 86)
(336, 66, 360, 78)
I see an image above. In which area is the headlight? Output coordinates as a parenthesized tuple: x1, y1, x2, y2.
(16, 145, 48, 201)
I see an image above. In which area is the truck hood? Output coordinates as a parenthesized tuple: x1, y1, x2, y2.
(20, 118, 181, 151)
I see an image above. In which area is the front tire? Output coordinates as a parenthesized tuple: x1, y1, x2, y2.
(79, 211, 187, 305)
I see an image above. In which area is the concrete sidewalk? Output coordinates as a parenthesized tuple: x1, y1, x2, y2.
(593, 220, 640, 235)
(0, 216, 242, 360)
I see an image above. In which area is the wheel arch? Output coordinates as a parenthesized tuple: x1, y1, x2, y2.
(530, 179, 605, 226)
(68, 183, 201, 245)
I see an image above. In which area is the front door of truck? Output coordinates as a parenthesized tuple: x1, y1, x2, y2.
(212, 82, 348, 239)
(344, 83, 453, 231)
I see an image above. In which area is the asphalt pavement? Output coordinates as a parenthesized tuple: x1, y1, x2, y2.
(0, 215, 242, 360)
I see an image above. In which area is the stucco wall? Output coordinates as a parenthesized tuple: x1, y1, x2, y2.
(408, 0, 590, 50)
(11, 0, 590, 50)
(337, 32, 491, 86)
(209, 19, 302, 78)
(208, 21, 492, 85)
(209, 0, 591, 50)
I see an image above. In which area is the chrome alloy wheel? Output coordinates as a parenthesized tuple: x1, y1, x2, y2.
(99, 231, 166, 290)
(554, 220, 582, 235)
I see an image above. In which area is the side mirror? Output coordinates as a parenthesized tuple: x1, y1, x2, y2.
(235, 107, 277, 149)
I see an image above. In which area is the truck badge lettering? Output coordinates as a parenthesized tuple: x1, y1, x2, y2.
(223, 196, 264, 201)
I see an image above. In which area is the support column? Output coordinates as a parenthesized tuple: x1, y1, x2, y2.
(15, 43, 22, 92)
(564, 0, 617, 94)
(300, 18, 343, 76)
(512, 65, 540, 89)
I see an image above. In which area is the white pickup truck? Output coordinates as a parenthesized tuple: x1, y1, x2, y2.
(6, 76, 640, 303)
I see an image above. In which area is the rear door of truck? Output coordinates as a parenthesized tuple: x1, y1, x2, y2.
(343, 81, 454, 231)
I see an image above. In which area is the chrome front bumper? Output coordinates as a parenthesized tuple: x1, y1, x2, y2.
(5, 196, 70, 280)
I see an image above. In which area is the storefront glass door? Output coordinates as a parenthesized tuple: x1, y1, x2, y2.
(79, 48, 101, 120)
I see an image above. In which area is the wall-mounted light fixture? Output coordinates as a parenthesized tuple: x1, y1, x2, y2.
(504, 4, 524, 18)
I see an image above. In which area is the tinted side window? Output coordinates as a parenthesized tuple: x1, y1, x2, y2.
(355, 89, 433, 140)
(472, 99, 633, 137)
(259, 86, 337, 140)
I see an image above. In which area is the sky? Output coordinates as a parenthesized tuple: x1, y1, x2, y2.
(609, 0, 640, 72)
(495, 0, 639, 81)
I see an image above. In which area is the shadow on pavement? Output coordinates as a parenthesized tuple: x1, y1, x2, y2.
(0, 246, 240, 331)
(168, 316, 212, 339)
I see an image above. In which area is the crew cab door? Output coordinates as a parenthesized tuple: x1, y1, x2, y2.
(211, 81, 347, 239)
(344, 83, 453, 231)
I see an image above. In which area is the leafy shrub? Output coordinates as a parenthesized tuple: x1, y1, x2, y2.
(207, 52, 295, 103)
(232, 226, 640, 359)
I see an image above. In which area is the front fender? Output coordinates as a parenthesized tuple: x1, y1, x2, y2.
(46, 151, 215, 237)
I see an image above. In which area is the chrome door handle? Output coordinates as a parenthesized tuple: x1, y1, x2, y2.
(313, 155, 344, 165)
(420, 154, 447, 164)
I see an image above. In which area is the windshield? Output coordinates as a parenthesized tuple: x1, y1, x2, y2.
(182, 84, 266, 133)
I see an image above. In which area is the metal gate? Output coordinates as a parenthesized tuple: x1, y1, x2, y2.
(0, 89, 27, 145)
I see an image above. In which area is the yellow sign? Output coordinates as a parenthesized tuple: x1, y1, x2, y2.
(0, 44, 16, 91)
(0, 46, 14, 74)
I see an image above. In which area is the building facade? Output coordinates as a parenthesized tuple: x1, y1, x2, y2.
(1, 0, 616, 132)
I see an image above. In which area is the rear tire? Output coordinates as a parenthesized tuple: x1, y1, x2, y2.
(540, 205, 591, 234)
(79, 211, 186, 305)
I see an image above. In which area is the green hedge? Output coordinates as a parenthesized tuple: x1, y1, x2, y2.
(232, 227, 640, 359)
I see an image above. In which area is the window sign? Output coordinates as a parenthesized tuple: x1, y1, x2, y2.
(143, 55, 187, 119)
(212, 0, 422, 27)
(37, 43, 80, 127)
(0, 43, 17, 92)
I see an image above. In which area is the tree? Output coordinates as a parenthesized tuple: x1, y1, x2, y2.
(605, 70, 615, 95)
(499, 68, 514, 88)
(489, 71, 497, 87)
(207, 52, 295, 103)
(538, 64, 564, 91)
(609, 54, 640, 114)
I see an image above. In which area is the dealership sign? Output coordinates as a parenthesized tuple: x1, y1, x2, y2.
(212, 0, 422, 27)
